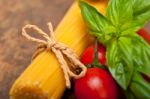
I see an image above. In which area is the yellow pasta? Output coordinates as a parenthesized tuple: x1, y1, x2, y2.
(10, 1, 108, 99)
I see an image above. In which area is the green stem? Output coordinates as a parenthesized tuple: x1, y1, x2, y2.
(85, 38, 106, 69)
(92, 39, 106, 69)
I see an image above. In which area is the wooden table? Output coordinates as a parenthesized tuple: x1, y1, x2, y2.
(0, 0, 149, 99)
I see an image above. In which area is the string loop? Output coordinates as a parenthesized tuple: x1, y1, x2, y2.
(22, 22, 87, 88)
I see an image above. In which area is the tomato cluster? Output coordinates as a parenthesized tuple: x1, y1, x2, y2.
(74, 29, 150, 99)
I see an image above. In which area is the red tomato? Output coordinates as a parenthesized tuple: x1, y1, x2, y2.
(74, 68, 118, 99)
(80, 43, 106, 65)
(137, 28, 150, 44)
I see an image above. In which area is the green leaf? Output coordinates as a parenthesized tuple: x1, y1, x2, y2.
(79, 1, 116, 44)
(133, 0, 150, 22)
(107, 37, 134, 90)
(130, 71, 150, 98)
(120, 20, 144, 35)
(106, 0, 133, 30)
(131, 34, 150, 77)
(122, 0, 150, 34)
(106, 0, 150, 35)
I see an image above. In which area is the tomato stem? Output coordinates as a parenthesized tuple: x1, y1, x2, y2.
(92, 39, 106, 69)
(93, 39, 99, 64)
(85, 39, 106, 69)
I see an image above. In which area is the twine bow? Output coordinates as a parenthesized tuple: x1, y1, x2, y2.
(22, 22, 87, 88)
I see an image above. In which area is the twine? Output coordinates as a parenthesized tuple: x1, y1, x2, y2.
(22, 22, 87, 88)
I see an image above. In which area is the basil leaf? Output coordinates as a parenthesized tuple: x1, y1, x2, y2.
(106, 0, 150, 35)
(79, 1, 116, 43)
(133, 0, 150, 23)
(131, 34, 150, 77)
(120, 21, 144, 35)
(107, 37, 134, 90)
(121, 0, 150, 35)
(130, 71, 150, 98)
(106, 0, 133, 29)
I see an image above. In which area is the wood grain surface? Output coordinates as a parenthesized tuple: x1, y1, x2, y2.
(0, 0, 149, 99)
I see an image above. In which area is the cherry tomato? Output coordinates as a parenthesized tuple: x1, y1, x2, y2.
(80, 43, 106, 65)
(74, 68, 118, 99)
(137, 28, 150, 44)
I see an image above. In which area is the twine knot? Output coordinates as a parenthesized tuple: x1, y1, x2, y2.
(22, 22, 87, 88)
(47, 40, 56, 49)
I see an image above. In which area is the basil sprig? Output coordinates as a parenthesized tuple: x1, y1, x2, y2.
(79, 0, 150, 98)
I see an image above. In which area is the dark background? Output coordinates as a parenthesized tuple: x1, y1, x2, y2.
(0, 0, 149, 99)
